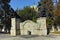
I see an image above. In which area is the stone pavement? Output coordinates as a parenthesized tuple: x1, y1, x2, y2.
(0, 34, 60, 40)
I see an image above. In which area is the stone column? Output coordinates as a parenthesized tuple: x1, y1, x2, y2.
(37, 17, 47, 35)
(50, 26, 54, 32)
(10, 18, 16, 36)
(57, 26, 60, 31)
(2, 25, 5, 32)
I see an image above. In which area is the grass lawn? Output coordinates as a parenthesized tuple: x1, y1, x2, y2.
(52, 31, 60, 34)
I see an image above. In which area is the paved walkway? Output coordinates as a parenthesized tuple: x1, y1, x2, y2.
(0, 34, 60, 40)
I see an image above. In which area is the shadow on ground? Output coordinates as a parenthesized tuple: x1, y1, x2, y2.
(20, 35, 40, 38)
(19, 34, 57, 39)
(0, 31, 9, 34)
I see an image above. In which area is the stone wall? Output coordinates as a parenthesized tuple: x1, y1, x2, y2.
(20, 20, 38, 35)
(20, 17, 47, 36)
(10, 17, 47, 36)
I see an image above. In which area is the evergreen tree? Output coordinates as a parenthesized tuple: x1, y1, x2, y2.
(0, 0, 16, 33)
(38, 0, 53, 17)
(54, 0, 60, 26)
(38, 0, 54, 34)
(17, 6, 38, 22)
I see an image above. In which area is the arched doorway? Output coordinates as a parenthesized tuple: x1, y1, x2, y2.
(28, 31, 31, 35)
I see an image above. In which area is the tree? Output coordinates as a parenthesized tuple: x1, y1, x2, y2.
(17, 6, 38, 22)
(2, 0, 11, 3)
(55, 16, 60, 26)
(0, 0, 14, 33)
(38, 0, 53, 17)
(38, 0, 53, 26)
(53, 0, 60, 16)
(38, 0, 54, 34)
(53, 0, 60, 28)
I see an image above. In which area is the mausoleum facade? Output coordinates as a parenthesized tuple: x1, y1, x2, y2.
(10, 17, 47, 36)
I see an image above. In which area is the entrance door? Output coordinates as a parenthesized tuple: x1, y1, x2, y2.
(28, 31, 31, 35)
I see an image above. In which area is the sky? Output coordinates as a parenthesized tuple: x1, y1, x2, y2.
(9, 0, 58, 10)
(10, 0, 39, 10)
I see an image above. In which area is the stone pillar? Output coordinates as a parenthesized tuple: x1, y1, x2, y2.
(37, 17, 47, 35)
(50, 26, 54, 32)
(57, 26, 60, 31)
(10, 18, 16, 36)
(2, 25, 5, 32)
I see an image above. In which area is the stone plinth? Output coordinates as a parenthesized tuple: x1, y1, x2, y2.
(50, 26, 55, 32)
(57, 26, 60, 31)
(10, 18, 16, 36)
(37, 17, 47, 35)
